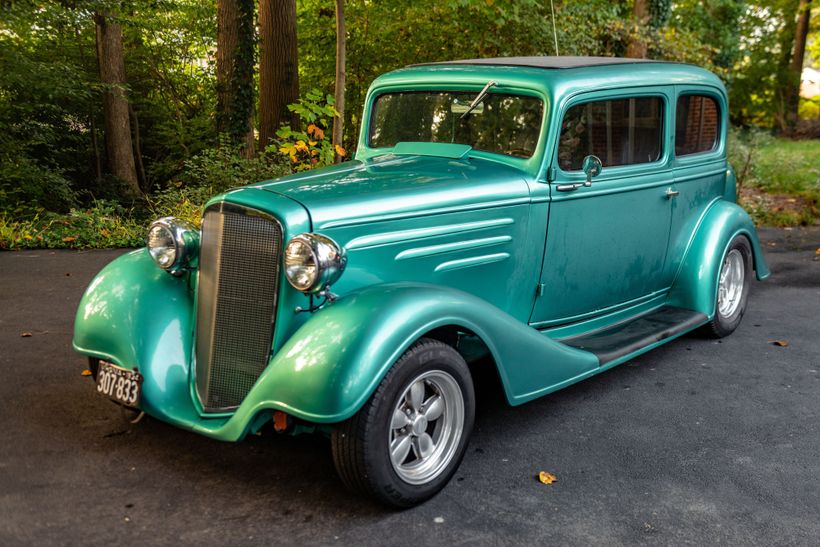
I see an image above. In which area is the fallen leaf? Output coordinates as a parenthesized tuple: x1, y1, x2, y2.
(81, 369, 92, 376)
(769, 340, 789, 347)
(21, 332, 32, 337)
(62, 236, 76, 243)
(815, 248, 820, 255)
(537, 471, 557, 485)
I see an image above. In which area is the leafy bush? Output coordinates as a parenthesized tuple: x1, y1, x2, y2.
(174, 134, 291, 195)
(0, 156, 76, 215)
(727, 127, 773, 188)
(0, 201, 144, 250)
(273, 89, 344, 172)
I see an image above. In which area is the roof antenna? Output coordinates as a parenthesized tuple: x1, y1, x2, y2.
(549, 0, 559, 56)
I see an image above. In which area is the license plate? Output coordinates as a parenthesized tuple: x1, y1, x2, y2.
(96, 361, 142, 407)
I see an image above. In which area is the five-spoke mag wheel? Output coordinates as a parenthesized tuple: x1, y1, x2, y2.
(704, 235, 752, 338)
(389, 370, 464, 485)
(331, 338, 475, 507)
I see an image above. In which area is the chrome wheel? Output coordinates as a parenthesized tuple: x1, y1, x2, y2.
(388, 370, 465, 485)
(718, 248, 745, 318)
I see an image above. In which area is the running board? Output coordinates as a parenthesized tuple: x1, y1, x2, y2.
(560, 306, 708, 365)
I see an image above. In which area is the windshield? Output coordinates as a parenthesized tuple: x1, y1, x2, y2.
(368, 91, 544, 159)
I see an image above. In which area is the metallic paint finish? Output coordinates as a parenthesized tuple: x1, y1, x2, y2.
(252, 154, 532, 230)
(346, 218, 514, 250)
(394, 236, 512, 261)
(667, 200, 770, 317)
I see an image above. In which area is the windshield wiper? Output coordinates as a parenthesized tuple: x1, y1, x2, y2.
(459, 80, 497, 120)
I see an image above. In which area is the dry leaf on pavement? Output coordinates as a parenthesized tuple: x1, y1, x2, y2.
(537, 471, 557, 485)
(769, 340, 789, 347)
(81, 369, 93, 376)
(20, 332, 32, 337)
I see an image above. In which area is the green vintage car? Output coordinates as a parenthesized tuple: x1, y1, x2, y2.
(74, 56, 770, 507)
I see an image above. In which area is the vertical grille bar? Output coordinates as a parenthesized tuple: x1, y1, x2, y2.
(195, 203, 282, 411)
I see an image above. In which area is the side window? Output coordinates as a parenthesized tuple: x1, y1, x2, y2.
(557, 97, 663, 171)
(675, 95, 719, 156)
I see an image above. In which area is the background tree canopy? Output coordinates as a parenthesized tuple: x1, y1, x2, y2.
(0, 0, 817, 248)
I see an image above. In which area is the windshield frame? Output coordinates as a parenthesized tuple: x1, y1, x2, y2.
(357, 82, 550, 174)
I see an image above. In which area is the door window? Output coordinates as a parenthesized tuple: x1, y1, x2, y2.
(675, 95, 719, 156)
(558, 97, 664, 171)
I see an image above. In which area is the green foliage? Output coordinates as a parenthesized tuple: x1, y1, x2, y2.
(273, 90, 342, 171)
(0, 157, 76, 215)
(0, 201, 144, 250)
(729, 129, 820, 226)
(176, 134, 288, 193)
(150, 134, 290, 224)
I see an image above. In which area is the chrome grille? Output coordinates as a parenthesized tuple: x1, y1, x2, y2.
(195, 203, 281, 411)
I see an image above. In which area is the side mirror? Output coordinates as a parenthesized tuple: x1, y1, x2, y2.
(581, 155, 602, 187)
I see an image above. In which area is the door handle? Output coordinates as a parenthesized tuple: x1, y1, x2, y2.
(665, 188, 680, 199)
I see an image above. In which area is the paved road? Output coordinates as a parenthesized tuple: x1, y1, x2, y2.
(1, 227, 818, 546)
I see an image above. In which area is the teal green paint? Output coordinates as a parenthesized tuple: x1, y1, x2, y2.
(252, 154, 532, 232)
(667, 200, 770, 317)
(391, 142, 473, 159)
(394, 235, 512, 261)
(73, 60, 768, 444)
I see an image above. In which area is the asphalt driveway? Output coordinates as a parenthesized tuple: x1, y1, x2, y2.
(1, 227, 818, 546)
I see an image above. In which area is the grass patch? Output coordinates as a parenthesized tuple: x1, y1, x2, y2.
(733, 134, 820, 227)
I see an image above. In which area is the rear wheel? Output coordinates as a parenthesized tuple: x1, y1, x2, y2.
(703, 235, 752, 338)
(331, 338, 475, 507)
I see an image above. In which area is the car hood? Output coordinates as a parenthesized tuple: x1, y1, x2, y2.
(250, 154, 532, 229)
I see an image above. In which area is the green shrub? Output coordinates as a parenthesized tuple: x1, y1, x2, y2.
(0, 156, 76, 215)
(0, 200, 144, 250)
(272, 90, 344, 172)
(174, 134, 290, 195)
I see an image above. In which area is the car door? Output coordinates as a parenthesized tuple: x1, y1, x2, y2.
(530, 89, 676, 327)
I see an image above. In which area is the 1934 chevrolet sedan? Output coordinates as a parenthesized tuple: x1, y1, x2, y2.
(74, 56, 770, 507)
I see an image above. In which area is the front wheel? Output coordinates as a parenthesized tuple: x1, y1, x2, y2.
(703, 235, 753, 338)
(331, 338, 475, 507)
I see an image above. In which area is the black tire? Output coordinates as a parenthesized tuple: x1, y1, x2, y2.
(331, 338, 475, 508)
(702, 235, 753, 338)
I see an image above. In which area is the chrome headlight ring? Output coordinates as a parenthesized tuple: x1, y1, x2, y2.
(284, 233, 347, 294)
(146, 217, 199, 276)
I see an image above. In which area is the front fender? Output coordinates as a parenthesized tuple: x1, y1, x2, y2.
(667, 199, 770, 318)
(72, 249, 197, 422)
(235, 283, 599, 429)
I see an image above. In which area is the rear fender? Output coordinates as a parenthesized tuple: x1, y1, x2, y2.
(667, 200, 770, 318)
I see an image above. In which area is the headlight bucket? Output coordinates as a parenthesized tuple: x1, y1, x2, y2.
(284, 233, 346, 293)
(146, 217, 199, 276)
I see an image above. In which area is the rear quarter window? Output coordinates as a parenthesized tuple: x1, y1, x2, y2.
(675, 95, 720, 156)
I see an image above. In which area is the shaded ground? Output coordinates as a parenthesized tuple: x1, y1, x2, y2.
(1, 226, 818, 546)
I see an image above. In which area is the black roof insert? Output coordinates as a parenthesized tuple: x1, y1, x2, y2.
(409, 56, 671, 70)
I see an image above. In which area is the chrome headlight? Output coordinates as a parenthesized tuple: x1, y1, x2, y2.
(146, 217, 199, 275)
(284, 233, 346, 293)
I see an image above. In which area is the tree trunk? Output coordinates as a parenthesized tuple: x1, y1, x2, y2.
(94, 11, 140, 197)
(258, 0, 299, 151)
(332, 0, 345, 163)
(217, 0, 256, 156)
(626, 0, 649, 59)
(129, 105, 146, 189)
(782, 0, 812, 135)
